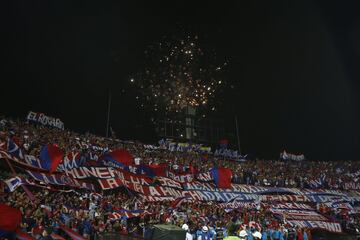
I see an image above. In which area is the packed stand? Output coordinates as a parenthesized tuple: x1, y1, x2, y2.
(0, 116, 360, 240)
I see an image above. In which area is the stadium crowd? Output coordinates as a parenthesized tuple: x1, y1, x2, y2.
(1, 187, 320, 240)
(0, 116, 360, 240)
(1, 117, 359, 190)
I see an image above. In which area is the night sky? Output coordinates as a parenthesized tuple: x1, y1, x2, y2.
(2, 1, 360, 160)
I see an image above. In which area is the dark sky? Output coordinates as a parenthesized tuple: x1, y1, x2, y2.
(2, 0, 360, 160)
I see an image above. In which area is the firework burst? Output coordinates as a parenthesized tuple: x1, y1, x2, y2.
(130, 34, 227, 112)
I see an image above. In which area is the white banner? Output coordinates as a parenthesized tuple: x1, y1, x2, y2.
(280, 150, 305, 161)
(26, 111, 64, 130)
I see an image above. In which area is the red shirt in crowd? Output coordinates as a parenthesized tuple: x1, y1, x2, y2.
(32, 224, 44, 236)
(297, 229, 303, 240)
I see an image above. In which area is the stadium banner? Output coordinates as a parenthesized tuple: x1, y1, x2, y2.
(218, 201, 259, 209)
(159, 138, 244, 159)
(344, 182, 360, 190)
(3, 176, 23, 192)
(1, 147, 83, 174)
(183, 181, 268, 193)
(324, 201, 353, 210)
(0, 150, 56, 173)
(98, 178, 184, 197)
(26, 170, 96, 191)
(158, 139, 211, 153)
(8, 142, 100, 173)
(26, 152, 92, 172)
(280, 150, 305, 161)
(14, 162, 358, 203)
(143, 144, 159, 150)
(219, 201, 315, 211)
(197, 172, 213, 181)
(136, 164, 167, 177)
(3, 141, 360, 193)
(3, 176, 48, 192)
(97, 178, 314, 202)
(167, 170, 194, 183)
(186, 191, 247, 202)
(301, 188, 348, 196)
(57, 152, 84, 171)
(65, 166, 182, 189)
(165, 169, 211, 183)
(138, 195, 176, 202)
(265, 202, 314, 211)
(346, 170, 360, 178)
(26, 111, 64, 130)
(350, 206, 360, 214)
(64, 167, 188, 188)
(255, 194, 311, 203)
(214, 149, 243, 159)
(65, 166, 118, 179)
(307, 194, 360, 203)
(99, 178, 240, 202)
(270, 209, 328, 221)
(180, 191, 310, 202)
(286, 220, 342, 233)
(2, 148, 360, 203)
(200, 191, 309, 203)
(76, 140, 109, 153)
(308, 179, 345, 190)
(308, 179, 324, 188)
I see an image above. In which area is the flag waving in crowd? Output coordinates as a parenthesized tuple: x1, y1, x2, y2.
(39, 144, 64, 173)
(211, 167, 233, 188)
(102, 149, 134, 169)
(0, 204, 22, 238)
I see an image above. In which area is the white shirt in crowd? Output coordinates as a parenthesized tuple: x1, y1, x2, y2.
(186, 232, 193, 240)
(197, 235, 212, 240)
(134, 157, 141, 165)
(89, 202, 97, 210)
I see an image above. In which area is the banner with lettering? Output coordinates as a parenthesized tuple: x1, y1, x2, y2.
(286, 220, 342, 233)
(158, 139, 212, 153)
(265, 202, 314, 211)
(65, 166, 182, 189)
(0, 150, 53, 173)
(214, 149, 246, 159)
(270, 209, 328, 221)
(2, 146, 360, 205)
(2, 177, 47, 192)
(218, 201, 259, 209)
(26, 111, 64, 130)
(167, 170, 194, 183)
(62, 167, 360, 203)
(3, 141, 360, 195)
(344, 182, 360, 190)
(280, 150, 305, 161)
(26, 170, 96, 191)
